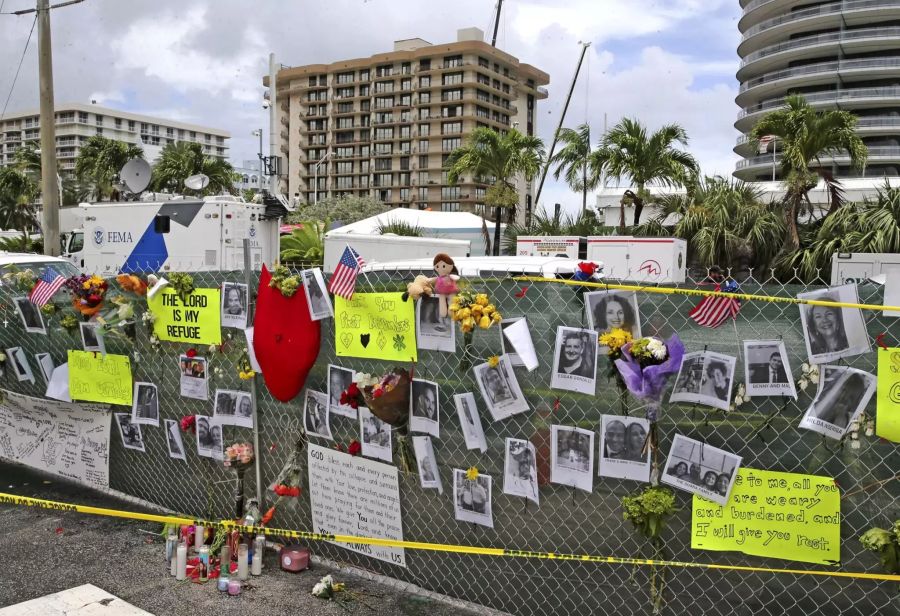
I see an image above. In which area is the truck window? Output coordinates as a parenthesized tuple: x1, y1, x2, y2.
(70, 232, 84, 253)
(154, 215, 171, 233)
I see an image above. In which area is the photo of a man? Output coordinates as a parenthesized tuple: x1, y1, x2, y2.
(302, 268, 333, 321)
(303, 389, 331, 439)
(410, 379, 439, 437)
(744, 340, 797, 399)
(473, 355, 528, 421)
(416, 295, 455, 352)
(115, 413, 145, 452)
(221, 282, 248, 329)
(131, 382, 159, 426)
(749, 350, 787, 384)
(453, 469, 493, 528)
(413, 436, 443, 493)
(165, 419, 186, 461)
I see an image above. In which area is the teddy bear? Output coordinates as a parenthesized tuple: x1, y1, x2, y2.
(402, 274, 435, 302)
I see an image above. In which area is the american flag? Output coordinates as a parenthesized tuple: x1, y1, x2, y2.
(689, 280, 741, 328)
(28, 267, 66, 307)
(327, 245, 365, 300)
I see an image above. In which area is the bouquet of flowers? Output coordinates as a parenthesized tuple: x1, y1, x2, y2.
(311, 574, 345, 599)
(449, 291, 502, 333)
(115, 273, 147, 296)
(600, 328, 634, 413)
(66, 274, 109, 317)
(614, 334, 685, 422)
(342, 369, 410, 426)
(224, 442, 254, 469)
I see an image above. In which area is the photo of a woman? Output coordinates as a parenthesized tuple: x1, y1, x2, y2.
(805, 300, 848, 356)
(801, 367, 876, 438)
(700, 360, 729, 401)
(624, 422, 647, 463)
(586, 291, 641, 339)
(798, 284, 870, 364)
(558, 331, 594, 377)
(715, 473, 731, 497)
(551, 327, 599, 395)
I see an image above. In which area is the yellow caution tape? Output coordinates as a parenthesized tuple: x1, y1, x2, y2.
(2, 492, 899, 582)
(514, 276, 900, 313)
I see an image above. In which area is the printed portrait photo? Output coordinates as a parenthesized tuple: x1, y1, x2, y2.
(35, 353, 54, 385)
(670, 351, 736, 411)
(416, 295, 455, 353)
(302, 268, 333, 321)
(115, 412, 145, 453)
(410, 379, 439, 437)
(550, 327, 599, 395)
(598, 415, 651, 482)
(503, 438, 539, 505)
(797, 284, 870, 364)
(327, 364, 356, 419)
(743, 340, 796, 399)
(453, 469, 493, 528)
(413, 435, 442, 493)
(799, 365, 876, 440)
(221, 282, 248, 329)
(359, 406, 393, 463)
(303, 389, 332, 440)
(550, 425, 594, 493)
(6, 347, 34, 383)
(661, 434, 741, 506)
(179, 355, 209, 401)
(213, 389, 253, 429)
(195, 415, 223, 459)
(473, 354, 529, 421)
(585, 290, 642, 342)
(14, 296, 46, 334)
(131, 382, 159, 426)
(164, 419, 186, 461)
(79, 322, 104, 353)
(454, 392, 487, 453)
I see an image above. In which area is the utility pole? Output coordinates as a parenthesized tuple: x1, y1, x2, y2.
(268, 53, 280, 197)
(37, 0, 59, 256)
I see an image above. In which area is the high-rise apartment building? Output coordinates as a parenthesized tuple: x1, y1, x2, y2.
(734, 0, 900, 180)
(0, 102, 230, 174)
(270, 27, 549, 222)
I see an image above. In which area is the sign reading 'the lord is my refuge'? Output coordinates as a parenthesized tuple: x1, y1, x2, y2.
(148, 288, 222, 345)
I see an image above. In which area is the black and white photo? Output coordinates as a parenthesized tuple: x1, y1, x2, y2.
(6, 347, 33, 383)
(550, 425, 594, 492)
(302, 268, 333, 321)
(213, 389, 253, 429)
(416, 295, 455, 352)
(551, 327, 598, 395)
(473, 354, 529, 421)
(585, 290, 642, 340)
(131, 382, 159, 426)
(598, 415, 651, 482)
(303, 389, 332, 439)
(79, 322, 105, 353)
(670, 351, 736, 411)
(221, 282, 248, 329)
(500, 317, 530, 368)
(164, 419, 186, 461)
(798, 284, 870, 364)
(359, 406, 392, 462)
(327, 364, 356, 419)
(661, 434, 741, 505)
(503, 438, 539, 504)
(410, 378, 439, 437)
(195, 415, 223, 459)
(453, 468, 493, 528)
(453, 392, 487, 452)
(799, 365, 876, 439)
(744, 340, 796, 398)
(179, 355, 208, 400)
(14, 296, 45, 334)
(412, 436, 442, 493)
(35, 353, 54, 385)
(115, 412, 145, 452)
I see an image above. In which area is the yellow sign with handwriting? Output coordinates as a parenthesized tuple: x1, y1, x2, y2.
(334, 293, 416, 362)
(876, 348, 900, 443)
(67, 350, 133, 406)
(148, 288, 221, 345)
(691, 468, 840, 565)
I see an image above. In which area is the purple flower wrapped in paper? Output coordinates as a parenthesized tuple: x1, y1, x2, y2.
(614, 334, 685, 422)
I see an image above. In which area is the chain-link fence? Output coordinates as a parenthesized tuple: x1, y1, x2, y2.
(0, 266, 898, 616)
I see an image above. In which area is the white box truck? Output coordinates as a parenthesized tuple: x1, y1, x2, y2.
(586, 236, 687, 283)
(831, 252, 900, 285)
(62, 197, 279, 275)
(516, 236, 586, 259)
(323, 232, 470, 274)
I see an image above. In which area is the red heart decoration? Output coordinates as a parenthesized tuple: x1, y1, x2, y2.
(253, 265, 321, 402)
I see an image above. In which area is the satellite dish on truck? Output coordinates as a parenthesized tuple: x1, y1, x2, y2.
(119, 158, 152, 194)
(184, 174, 210, 191)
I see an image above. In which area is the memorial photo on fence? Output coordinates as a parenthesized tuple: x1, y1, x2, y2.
(670, 350, 735, 411)
(302, 268, 333, 321)
(453, 469, 493, 528)
(221, 282, 248, 329)
(359, 406, 392, 462)
(131, 382, 159, 426)
(79, 322, 104, 353)
(743, 340, 796, 398)
(661, 434, 741, 505)
(6, 346, 33, 383)
(115, 412, 145, 453)
(585, 290, 642, 342)
(499, 317, 525, 366)
(35, 353, 54, 384)
(454, 392, 487, 452)
(799, 365, 876, 439)
(179, 355, 208, 400)
(327, 364, 356, 418)
(195, 415, 222, 459)
(14, 296, 45, 334)
(473, 354, 529, 421)
(213, 389, 253, 429)
(797, 284, 870, 364)
(416, 295, 455, 352)
(503, 437, 539, 504)
(303, 389, 332, 440)
(164, 418, 186, 461)
(551, 327, 598, 395)
(413, 435, 442, 493)
(410, 378, 439, 437)
(598, 415, 651, 482)
(551, 425, 594, 492)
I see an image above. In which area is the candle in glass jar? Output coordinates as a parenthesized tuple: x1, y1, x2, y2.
(175, 542, 187, 581)
(251, 552, 261, 576)
(227, 579, 242, 596)
(220, 544, 232, 575)
(165, 529, 176, 563)
(194, 525, 204, 549)
(198, 545, 209, 581)
(237, 543, 249, 580)
(217, 575, 230, 592)
(170, 553, 177, 576)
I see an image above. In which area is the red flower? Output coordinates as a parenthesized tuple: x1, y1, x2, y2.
(180, 415, 196, 433)
(261, 506, 276, 526)
(373, 388, 384, 398)
(339, 387, 360, 409)
(186, 348, 197, 358)
(348, 439, 361, 456)
(290, 486, 301, 497)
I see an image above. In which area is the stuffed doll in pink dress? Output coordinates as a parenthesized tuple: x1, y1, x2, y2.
(431, 253, 460, 318)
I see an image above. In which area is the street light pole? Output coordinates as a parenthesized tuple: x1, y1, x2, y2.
(38, 0, 59, 256)
(252, 129, 264, 193)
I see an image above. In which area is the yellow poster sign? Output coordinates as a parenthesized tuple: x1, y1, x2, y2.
(334, 293, 416, 362)
(67, 350, 133, 406)
(876, 348, 900, 443)
(691, 468, 840, 565)
(148, 288, 221, 345)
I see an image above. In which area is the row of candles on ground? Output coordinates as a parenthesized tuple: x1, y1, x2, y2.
(165, 525, 265, 595)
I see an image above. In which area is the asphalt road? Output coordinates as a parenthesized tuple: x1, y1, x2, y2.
(0, 462, 484, 616)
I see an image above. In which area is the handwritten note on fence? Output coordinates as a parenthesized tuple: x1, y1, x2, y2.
(67, 350, 133, 406)
(334, 292, 416, 362)
(691, 468, 840, 565)
(0, 389, 110, 488)
(307, 443, 405, 567)
(876, 348, 900, 443)
(148, 288, 221, 345)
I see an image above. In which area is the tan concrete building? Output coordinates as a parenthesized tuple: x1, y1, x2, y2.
(270, 27, 549, 223)
(0, 102, 230, 174)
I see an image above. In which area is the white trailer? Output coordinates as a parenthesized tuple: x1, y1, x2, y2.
(323, 232, 470, 274)
(516, 236, 586, 259)
(586, 236, 687, 283)
(64, 198, 279, 275)
(831, 252, 900, 285)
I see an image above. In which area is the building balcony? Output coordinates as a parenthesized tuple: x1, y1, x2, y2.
(735, 86, 900, 131)
(735, 115, 900, 154)
(734, 145, 900, 178)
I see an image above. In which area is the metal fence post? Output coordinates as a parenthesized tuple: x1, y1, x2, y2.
(243, 238, 263, 510)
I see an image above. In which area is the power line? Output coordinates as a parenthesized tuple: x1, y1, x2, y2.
(0, 13, 37, 121)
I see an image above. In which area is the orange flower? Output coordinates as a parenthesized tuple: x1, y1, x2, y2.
(261, 506, 276, 526)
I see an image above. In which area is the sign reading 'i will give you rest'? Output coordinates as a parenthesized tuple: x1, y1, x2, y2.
(148, 288, 221, 345)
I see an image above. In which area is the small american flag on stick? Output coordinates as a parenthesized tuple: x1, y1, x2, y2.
(689, 280, 741, 328)
(327, 245, 365, 300)
(28, 267, 66, 307)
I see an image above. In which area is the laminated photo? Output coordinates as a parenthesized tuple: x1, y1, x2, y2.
(6, 347, 34, 383)
(115, 412, 145, 453)
(213, 389, 253, 429)
(179, 355, 208, 401)
(503, 438, 539, 504)
(164, 419, 186, 461)
(412, 435, 442, 493)
(454, 392, 487, 453)
(80, 322, 105, 354)
(221, 282, 248, 329)
(584, 290, 642, 344)
(14, 296, 46, 334)
(326, 364, 356, 419)
(473, 354, 529, 421)
(410, 378, 439, 437)
(35, 353, 54, 385)
(500, 317, 539, 371)
(550, 327, 598, 395)
(359, 406, 392, 463)
(598, 415, 651, 482)
(670, 350, 736, 411)
(453, 469, 493, 528)
(661, 434, 741, 506)
(550, 425, 594, 493)
(131, 382, 159, 426)
(743, 340, 796, 399)
(195, 415, 223, 459)
(797, 284, 870, 364)
(799, 365, 876, 439)
(416, 295, 455, 353)
(303, 389, 332, 440)
(302, 268, 333, 321)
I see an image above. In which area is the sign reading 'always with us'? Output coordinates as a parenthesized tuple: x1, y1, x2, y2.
(334, 292, 416, 362)
(67, 350, 133, 406)
(149, 288, 221, 345)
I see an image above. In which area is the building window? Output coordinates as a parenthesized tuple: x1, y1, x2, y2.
(360, 84, 370, 96)
(418, 154, 428, 168)
(475, 187, 486, 199)
(336, 117, 354, 129)
(337, 102, 354, 114)
(336, 71, 354, 84)
(375, 158, 392, 171)
(441, 89, 462, 102)
(442, 137, 461, 152)
(441, 105, 462, 118)
(419, 92, 431, 104)
(477, 73, 490, 86)
(418, 123, 430, 137)
(336, 176, 354, 189)
(401, 78, 412, 90)
(399, 94, 411, 106)
(78, 112, 88, 123)
(361, 100, 371, 112)
(418, 139, 429, 153)
(419, 76, 431, 88)
(399, 141, 411, 154)
(401, 62, 411, 75)
(114, 118, 122, 129)
(375, 112, 393, 124)
(375, 143, 392, 155)
(374, 173, 392, 187)
(335, 87, 354, 99)
(418, 108, 430, 120)
(375, 64, 393, 77)
(375, 96, 394, 109)
(441, 186, 461, 199)
(374, 127, 394, 140)
(375, 81, 394, 93)
(309, 76, 317, 86)
(441, 202, 460, 212)
(476, 105, 490, 119)
(419, 58, 431, 71)
(443, 55, 462, 68)
(359, 69, 370, 81)
(400, 156, 410, 171)
(478, 56, 489, 68)
(166, 127, 174, 137)
(336, 146, 353, 158)
(336, 161, 353, 174)
(442, 72, 463, 86)
(400, 126, 411, 139)
(442, 121, 462, 134)
(400, 187, 410, 201)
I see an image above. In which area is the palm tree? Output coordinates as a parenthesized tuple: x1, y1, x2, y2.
(75, 136, 144, 201)
(280, 220, 326, 267)
(750, 94, 867, 250)
(0, 166, 40, 249)
(446, 127, 545, 256)
(588, 118, 699, 229)
(150, 141, 237, 195)
(549, 123, 598, 213)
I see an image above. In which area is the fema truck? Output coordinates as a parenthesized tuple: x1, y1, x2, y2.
(61, 196, 280, 275)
